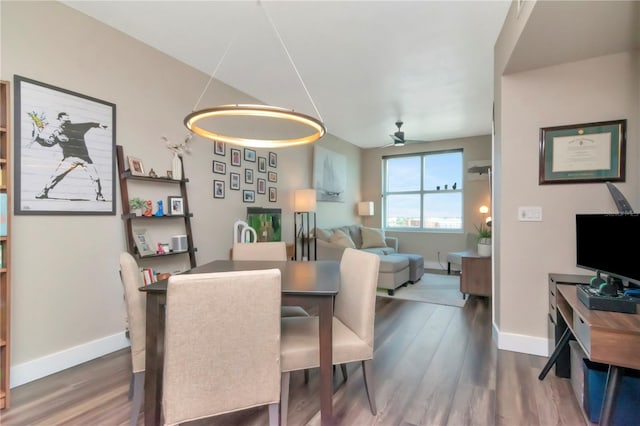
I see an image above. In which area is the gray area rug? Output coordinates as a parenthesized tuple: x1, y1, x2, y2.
(377, 272, 467, 308)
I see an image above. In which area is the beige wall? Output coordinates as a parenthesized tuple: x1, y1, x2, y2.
(1, 1, 360, 384)
(361, 135, 491, 270)
(494, 0, 639, 354)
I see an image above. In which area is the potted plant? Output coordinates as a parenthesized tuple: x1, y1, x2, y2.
(475, 223, 491, 256)
(129, 197, 146, 216)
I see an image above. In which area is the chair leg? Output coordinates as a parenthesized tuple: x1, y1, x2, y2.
(362, 360, 377, 415)
(130, 371, 145, 426)
(268, 402, 279, 426)
(280, 372, 290, 426)
(340, 363, 348, 381)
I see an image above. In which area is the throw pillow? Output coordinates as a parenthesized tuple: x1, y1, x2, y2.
(329, 229, 356, 248)
(361, 227, 387, 249)
(315, 227, 332, 242)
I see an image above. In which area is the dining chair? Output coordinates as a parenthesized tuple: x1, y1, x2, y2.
(162, 269, 282, 426)
(232, 241, 309, 318)
(118, 252, 146, 426)
(279, 248, 381, 425)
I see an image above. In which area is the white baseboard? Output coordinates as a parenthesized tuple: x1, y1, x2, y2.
(493, 324, 548, 356)
(10, 332, 130, 388)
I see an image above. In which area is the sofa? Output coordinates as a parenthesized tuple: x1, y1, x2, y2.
(315, 225, 424, 295)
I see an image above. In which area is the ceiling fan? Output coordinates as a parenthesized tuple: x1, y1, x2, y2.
(384, 121, 428, 147)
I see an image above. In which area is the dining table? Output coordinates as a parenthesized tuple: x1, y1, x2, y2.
(140, 259, 340, 426)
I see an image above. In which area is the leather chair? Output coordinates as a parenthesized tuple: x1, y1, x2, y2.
(279, 248, 381, 425)
(118, 252, 146, 426)
(162, 270, 282, 426)
(232, 241, 309, 318)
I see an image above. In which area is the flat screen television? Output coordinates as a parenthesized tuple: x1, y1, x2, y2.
(576, 213, 640, 286)
(247, 207, 282, 242)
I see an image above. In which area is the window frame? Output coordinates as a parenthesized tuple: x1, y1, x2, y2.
(382, 149, 464, 232)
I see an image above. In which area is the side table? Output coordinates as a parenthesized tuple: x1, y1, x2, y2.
(459, 253, 491, 298)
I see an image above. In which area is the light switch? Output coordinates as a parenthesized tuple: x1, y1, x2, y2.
(518, 206, 542, 221)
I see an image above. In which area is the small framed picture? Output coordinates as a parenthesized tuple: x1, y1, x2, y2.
(230, 172, 240, 190)
(269, 187, 277, 202)
(269, 151, 277, 168)
(128, 156, 145, 176)
(257, 178, 266, 194)
(231, 148, 241, 167)
(133, 228, 155, 256)
(213, 180, 225, 199)
(245, 168, 254, 184)
(258, 156, 267, 173)
(168, 196, 184, 216)
(214, 141, 225, 156)
(213, 160, 226, 175)
(243, 190, 255, 203)
(268, 171, 277, 182)
(166, 170, 173, 179)
(158, 243, 171, 255)
(244, 148, 256, 162)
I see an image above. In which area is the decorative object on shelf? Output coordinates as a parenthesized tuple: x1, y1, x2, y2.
(129, 197, 146, 216)
(213, 180, 225, 199)
(128, 156, 145, 176)
(172, 152, 182, 181)
(148, 168, 157, 178)
(157, 242, 166, 254)
(14, 75, 116, 215)
(133, 228, 154, 256)
(162, 134, 192, 181)
(233, 220, 257, 244)
(357, 201, 374, 217)
(166, 170, 173, 179)
(183, 2, 325, 148)
(539, 119, 626, 184)
(143, 200, 153, 217)
(155, 200, 164, 216)
(168, 196, 184, 216)
(294, 189, 317, 261)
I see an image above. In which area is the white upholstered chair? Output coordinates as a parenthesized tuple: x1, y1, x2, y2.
(279, 248, 381, 425)
(232, 241, 309, 318)
(118, 252, 146, 426)
(162, 269, 282, 426)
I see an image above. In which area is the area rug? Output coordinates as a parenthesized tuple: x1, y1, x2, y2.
(377, 272, 467, 308)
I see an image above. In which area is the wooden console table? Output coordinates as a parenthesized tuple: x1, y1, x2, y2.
(460, 254, 491, 298)
(540, 284, 640, 425)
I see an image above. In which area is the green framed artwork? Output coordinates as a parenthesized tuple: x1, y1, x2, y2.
(539, 119, 626, 184)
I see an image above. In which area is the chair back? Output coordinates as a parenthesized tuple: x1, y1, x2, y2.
(162, 269, 282, 426)
(334, 248, 380, 349)
(119, 252, 146, 373)
(232, 241, 287, 261)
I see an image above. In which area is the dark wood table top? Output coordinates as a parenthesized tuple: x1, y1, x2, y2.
(141, 259, 340, 295)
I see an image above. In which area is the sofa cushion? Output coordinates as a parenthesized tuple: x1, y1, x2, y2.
(361, 247, 396, 255)
(315, 227, 332, 242)
(346, 225, 363, 249)
(329, 229, 356, 248)
(361, 227, 387, 249)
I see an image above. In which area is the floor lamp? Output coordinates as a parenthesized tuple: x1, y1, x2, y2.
(294, 189, 317, 261)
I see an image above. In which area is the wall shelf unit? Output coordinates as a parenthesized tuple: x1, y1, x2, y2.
(116, 145, 196, 270)
(0, 80, 12, 410)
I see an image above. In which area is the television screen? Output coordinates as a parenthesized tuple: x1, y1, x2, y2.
(247, 207, 282, 242)
(576, 214, 640, 284)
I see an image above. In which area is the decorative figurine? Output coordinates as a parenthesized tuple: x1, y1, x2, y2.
(148, 168, 158, 178)
(143, 200, 153, 216)
(155, 200, 164, 217)
(444, 184, 448, 190)
(436, 186, 440, 190)
(452, 182, 457, 190)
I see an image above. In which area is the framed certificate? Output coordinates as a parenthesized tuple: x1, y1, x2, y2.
(539, 119, 626, 184)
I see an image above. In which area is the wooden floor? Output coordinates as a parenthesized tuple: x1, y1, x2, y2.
(0, 296, 587, 425)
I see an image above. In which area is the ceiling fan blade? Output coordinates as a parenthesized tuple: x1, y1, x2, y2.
(389, 134, 404, 143)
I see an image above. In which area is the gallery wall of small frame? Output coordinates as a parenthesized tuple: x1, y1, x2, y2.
(212, 143, 278, 203)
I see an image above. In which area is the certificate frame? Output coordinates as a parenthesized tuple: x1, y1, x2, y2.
(539, 119, 626, 184)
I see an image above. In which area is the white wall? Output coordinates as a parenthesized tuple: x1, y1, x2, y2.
(1, 1, 360, 386)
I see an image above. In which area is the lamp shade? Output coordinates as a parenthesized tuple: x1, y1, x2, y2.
(294, 189, 316, 212)
(358, 201, 374, 216)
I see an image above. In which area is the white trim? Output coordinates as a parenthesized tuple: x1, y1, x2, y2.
(493, 324, 548, 357)
(10, 332, 130, 388)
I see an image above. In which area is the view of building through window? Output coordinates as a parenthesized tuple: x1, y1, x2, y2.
(383, 150, 463, 230)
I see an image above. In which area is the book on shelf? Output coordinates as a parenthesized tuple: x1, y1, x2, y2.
(0, 193, 6, 237)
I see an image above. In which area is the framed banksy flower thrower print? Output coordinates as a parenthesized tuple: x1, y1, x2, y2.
(14, 75, 116, 215)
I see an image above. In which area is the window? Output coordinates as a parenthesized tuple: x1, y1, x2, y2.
(383, 150, 463, 231)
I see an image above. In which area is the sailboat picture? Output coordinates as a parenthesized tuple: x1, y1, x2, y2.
(313, 146, 346, 202)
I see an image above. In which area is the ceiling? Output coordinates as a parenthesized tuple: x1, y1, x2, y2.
(62, 1, 511, 149)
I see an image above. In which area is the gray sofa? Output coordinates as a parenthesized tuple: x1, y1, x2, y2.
(315, 225, 424, 294)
